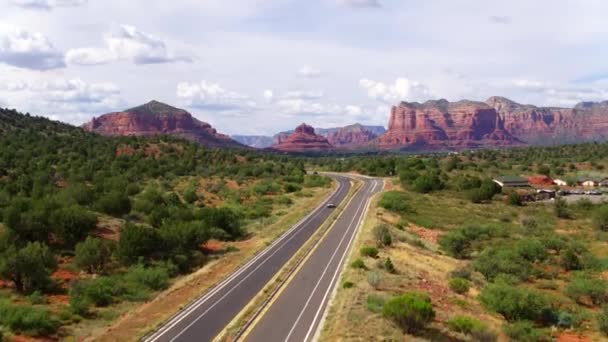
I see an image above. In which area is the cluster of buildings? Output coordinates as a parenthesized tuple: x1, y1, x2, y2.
(492, 175, 608, 202)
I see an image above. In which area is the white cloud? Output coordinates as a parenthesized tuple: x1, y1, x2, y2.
(338, 0, 382, 8)
(41, 79, 120, 103)
(66, 25, 191, 66)
(263, 89, 274, 101)
(359, 77, 431, 103)
(297, 66, 322, 78)
(511, 79, 608, 106)
(11, 0, 87, 10)
(283, 90, 324, 100)
(489, 15, 512, 24)
(0, 26, 65, 70)
(177, 80, 255, 111)
(344, 105, 362, 116)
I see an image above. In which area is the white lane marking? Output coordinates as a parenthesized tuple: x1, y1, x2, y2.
(305, 180, 376, 342)
(145, 179, 345, 342)
(166, 180, 350, 342)
(283, 182, 371, 342)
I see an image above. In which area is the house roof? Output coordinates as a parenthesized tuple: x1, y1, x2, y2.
(494, 175, 528, 183)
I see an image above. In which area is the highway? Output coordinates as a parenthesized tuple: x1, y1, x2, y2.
(143, 175, 353, 342)
(240, 177, 383, 342)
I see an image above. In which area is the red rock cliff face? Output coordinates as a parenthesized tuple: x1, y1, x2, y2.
(487, 97, 608, 145)
(82, 100, 244, 148)
(325, 124, 382, 148)
(378, 99, 516, 149)
(271, 123, 333, 152)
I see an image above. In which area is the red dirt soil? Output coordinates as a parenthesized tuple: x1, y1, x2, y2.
(558, 333, 592, 342)
(408, 224, 442, 244)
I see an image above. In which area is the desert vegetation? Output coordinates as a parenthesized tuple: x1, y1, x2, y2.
(320, 146, 608, 341)
(0, 108, 333, 339)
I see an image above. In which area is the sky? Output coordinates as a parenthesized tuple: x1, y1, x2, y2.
(1, 0, 608, 135)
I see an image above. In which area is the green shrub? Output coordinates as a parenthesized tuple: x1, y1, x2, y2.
(350, 258, 366, 270)
(342, 281, 354, 289)
(50, 205, 97, 247)
(438, 224, 497, 259)
(383, 257, 396, 274)
(0, 242, 56, 294)
(473, 247, 533, 281)
(74, 237, 113, 273)
(303, 175, 330, 188)
(360, 246, 379, 258)
(554, 198, 571, 219)
(412, 174, 444, 193)
(503, 321, 548, 342)
(479, 281, 549, 321)
(123, 264, 170, 291)
(506, 192, 522, 206)
(599, 306, 608, 336)
(594, 206, 608, 232)
(366, 294, 385, 313)
(447, 315, 485, 334)
(566, 275, 608, 305)
(275, 195, 293, 205)
(378, 191, 411, 214)
(96, 191, 131, 216)
(515, 239, 548, 262)
(449, 267, 472, 280)
(448, 277, 470, 294)
(367, 271, 382, 289)
(372, 224, 392, 247)
(0, 300, 59, 336)
(382, 292, 435, 334)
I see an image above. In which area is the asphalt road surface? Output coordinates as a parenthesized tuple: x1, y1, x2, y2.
(143, 175, 352, 342)
(242, 177, 383, 342)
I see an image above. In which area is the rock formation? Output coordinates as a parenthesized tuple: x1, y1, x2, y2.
(325, 123, 384, 148)
(271, 124, 385, 149)
(377, 97, 608, 150)
(82, 100, 244, 148)
(487, 97, 608, 145)
(271, 123, 333, 152)
(377, 99, 516, 150)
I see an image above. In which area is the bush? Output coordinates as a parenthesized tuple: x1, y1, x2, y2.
(96, 191, 131, 216)
(479, 281, 549, 321)
(412, 174, 444, 193)
(350, 258, 366, 270)
(342, 281, 354, 289)
(74, 237, 113, 273)
(449, 267, 472, 280)
(554, 198, 571, 219)
(515, 239, 548, 262)
(503, 321, 548, 342)
(473, 247, 533, 281)
(367, 271, 382, 289)
(448, 277, 470, 294)
(378, 191, 411, 214)
(507, 192, 522, 206)
(447, 315, 488, 336)
(123, 264, 170, 291)
(599, 306, 608, 336)
(372, 224, 392, 247)
(0, 242, 56, 294)
(383, 257, 396, 274)
(116, 223, 159, 265)
(382, 292, 435, 334)
(50, 205, 97, 247)
(366, 294, 385, 313)
(0, 300, 59, 336)
(566, 276, 608, 305)
(438, 224, 497, 259)
(594, 206, 608, 232)
(360, 246, 379, 258)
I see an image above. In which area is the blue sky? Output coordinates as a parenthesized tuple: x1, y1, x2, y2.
(1, 0, 607, 135)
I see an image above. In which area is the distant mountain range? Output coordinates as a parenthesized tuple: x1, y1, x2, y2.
(79, 97, 608, 153)
(233, 124, 386, 149)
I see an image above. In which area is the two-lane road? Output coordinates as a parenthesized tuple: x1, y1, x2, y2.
(144, 175, 352, 342)
(241, 177, 383, 342)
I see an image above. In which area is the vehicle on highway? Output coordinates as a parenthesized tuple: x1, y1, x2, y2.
(326, 203, 336, 208)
